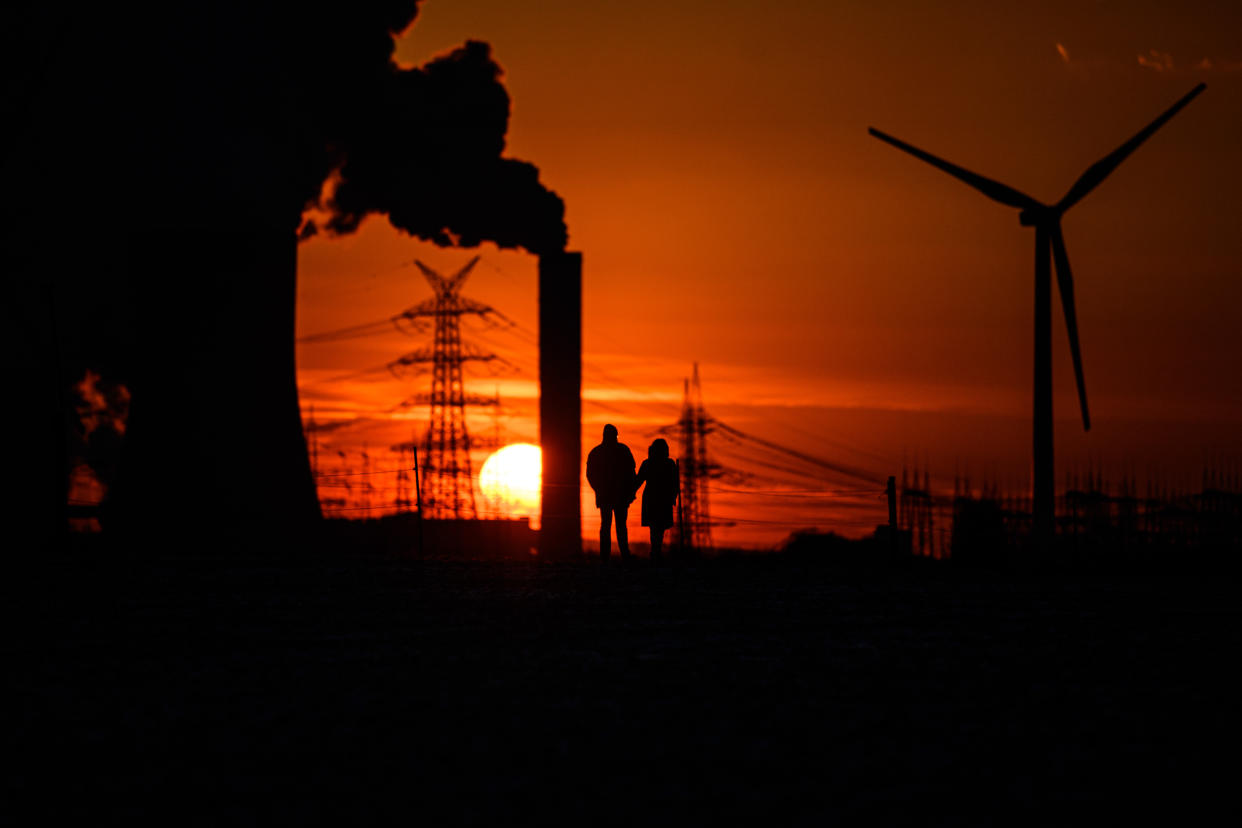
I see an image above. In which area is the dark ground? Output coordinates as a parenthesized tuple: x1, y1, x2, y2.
(4, 551, 1239, 824)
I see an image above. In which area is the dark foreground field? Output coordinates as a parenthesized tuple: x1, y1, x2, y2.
(5, 552, 1240, 824)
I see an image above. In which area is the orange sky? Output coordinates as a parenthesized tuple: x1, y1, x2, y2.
(296, 0, 1242, 546)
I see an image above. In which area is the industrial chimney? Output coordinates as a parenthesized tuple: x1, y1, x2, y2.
(538, 251, 583, 558)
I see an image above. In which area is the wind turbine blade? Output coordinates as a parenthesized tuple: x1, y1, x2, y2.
(868, 127, 1043, 210)
(1050, 224, 1090, 431)
(1056, 83, 1206, 212)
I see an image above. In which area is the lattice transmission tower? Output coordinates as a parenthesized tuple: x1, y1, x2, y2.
(677, 363, 716, 553)
(387, 256, 505, 519)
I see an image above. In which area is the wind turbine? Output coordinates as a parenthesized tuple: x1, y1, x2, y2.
(869, 83, 1205, 550)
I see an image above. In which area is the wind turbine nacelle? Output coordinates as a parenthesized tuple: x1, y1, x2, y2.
(1019, 208, 1052, 227)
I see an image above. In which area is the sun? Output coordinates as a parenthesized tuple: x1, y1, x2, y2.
(479, 443, 542, 520)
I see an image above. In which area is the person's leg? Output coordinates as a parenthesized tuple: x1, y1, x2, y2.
(616, 505, 630, 560)
(599, 507, 612, 561)
(650, 527, 663, 561)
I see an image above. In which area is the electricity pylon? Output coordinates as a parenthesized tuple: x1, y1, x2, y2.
(387, 256, 504, 519)
(677, 363, 715, 553)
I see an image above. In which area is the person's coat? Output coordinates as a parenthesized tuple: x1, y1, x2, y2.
(636, 457, 680, 529)
(587, 441, 637, 508)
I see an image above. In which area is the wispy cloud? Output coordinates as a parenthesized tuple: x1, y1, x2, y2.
(1195, 56, 1242, 72)
(1137, 49, 1175, 72)
(1135, 49, 1242, 74)
(1055, 42, 1070, 64)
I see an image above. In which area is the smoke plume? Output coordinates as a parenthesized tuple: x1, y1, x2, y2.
(111, 1, 566, 255)
(11, 1, 565, 392)
(319, 39, 568, 256)
(68, 370, 130, 499)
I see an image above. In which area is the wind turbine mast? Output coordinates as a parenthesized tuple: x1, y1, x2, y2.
(869, 83, 1205, 553)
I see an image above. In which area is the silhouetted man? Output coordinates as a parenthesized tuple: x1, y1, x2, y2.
(586, 424, 636, 562)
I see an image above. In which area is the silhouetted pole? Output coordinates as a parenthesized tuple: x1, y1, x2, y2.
(1033, 226, 1054, 552)
(676, 459, 685, 559)
(886, 475, 898, 527)
(538, 251, 583, 559)
(886, 474, 898, 560)
(413, 446, 424, 558)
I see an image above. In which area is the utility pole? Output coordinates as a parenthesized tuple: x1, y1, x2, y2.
(361, 444, 372, 515)
(307, 404, 319, 480)
(393, 443, 412, 513)
(886, 475, 898, 527)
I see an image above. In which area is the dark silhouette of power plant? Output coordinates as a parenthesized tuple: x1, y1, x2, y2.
(10, 4, 572, 553)
(869, 83, 1206, 550)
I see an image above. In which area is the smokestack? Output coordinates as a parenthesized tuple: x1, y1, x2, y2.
(538, 251, 582, 558)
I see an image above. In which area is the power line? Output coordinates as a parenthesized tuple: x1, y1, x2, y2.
(713, 420, 885, 486)
(297, 318, 400, 344)
(300, 363, 398, 389)
(705, 486, 881, 498)
(712, 435, 845, 486)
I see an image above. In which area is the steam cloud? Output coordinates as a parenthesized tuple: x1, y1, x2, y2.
(1137, 49, 1175, 72)
(319, 39, 568, 256)
(1134, 49, 1242, 74)
(17, 1, 567, 388)
(120, 1, 566, 256)
(69, 370, 130, 497)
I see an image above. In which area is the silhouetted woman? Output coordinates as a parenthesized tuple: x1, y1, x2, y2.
(634, 438, 680, 561)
